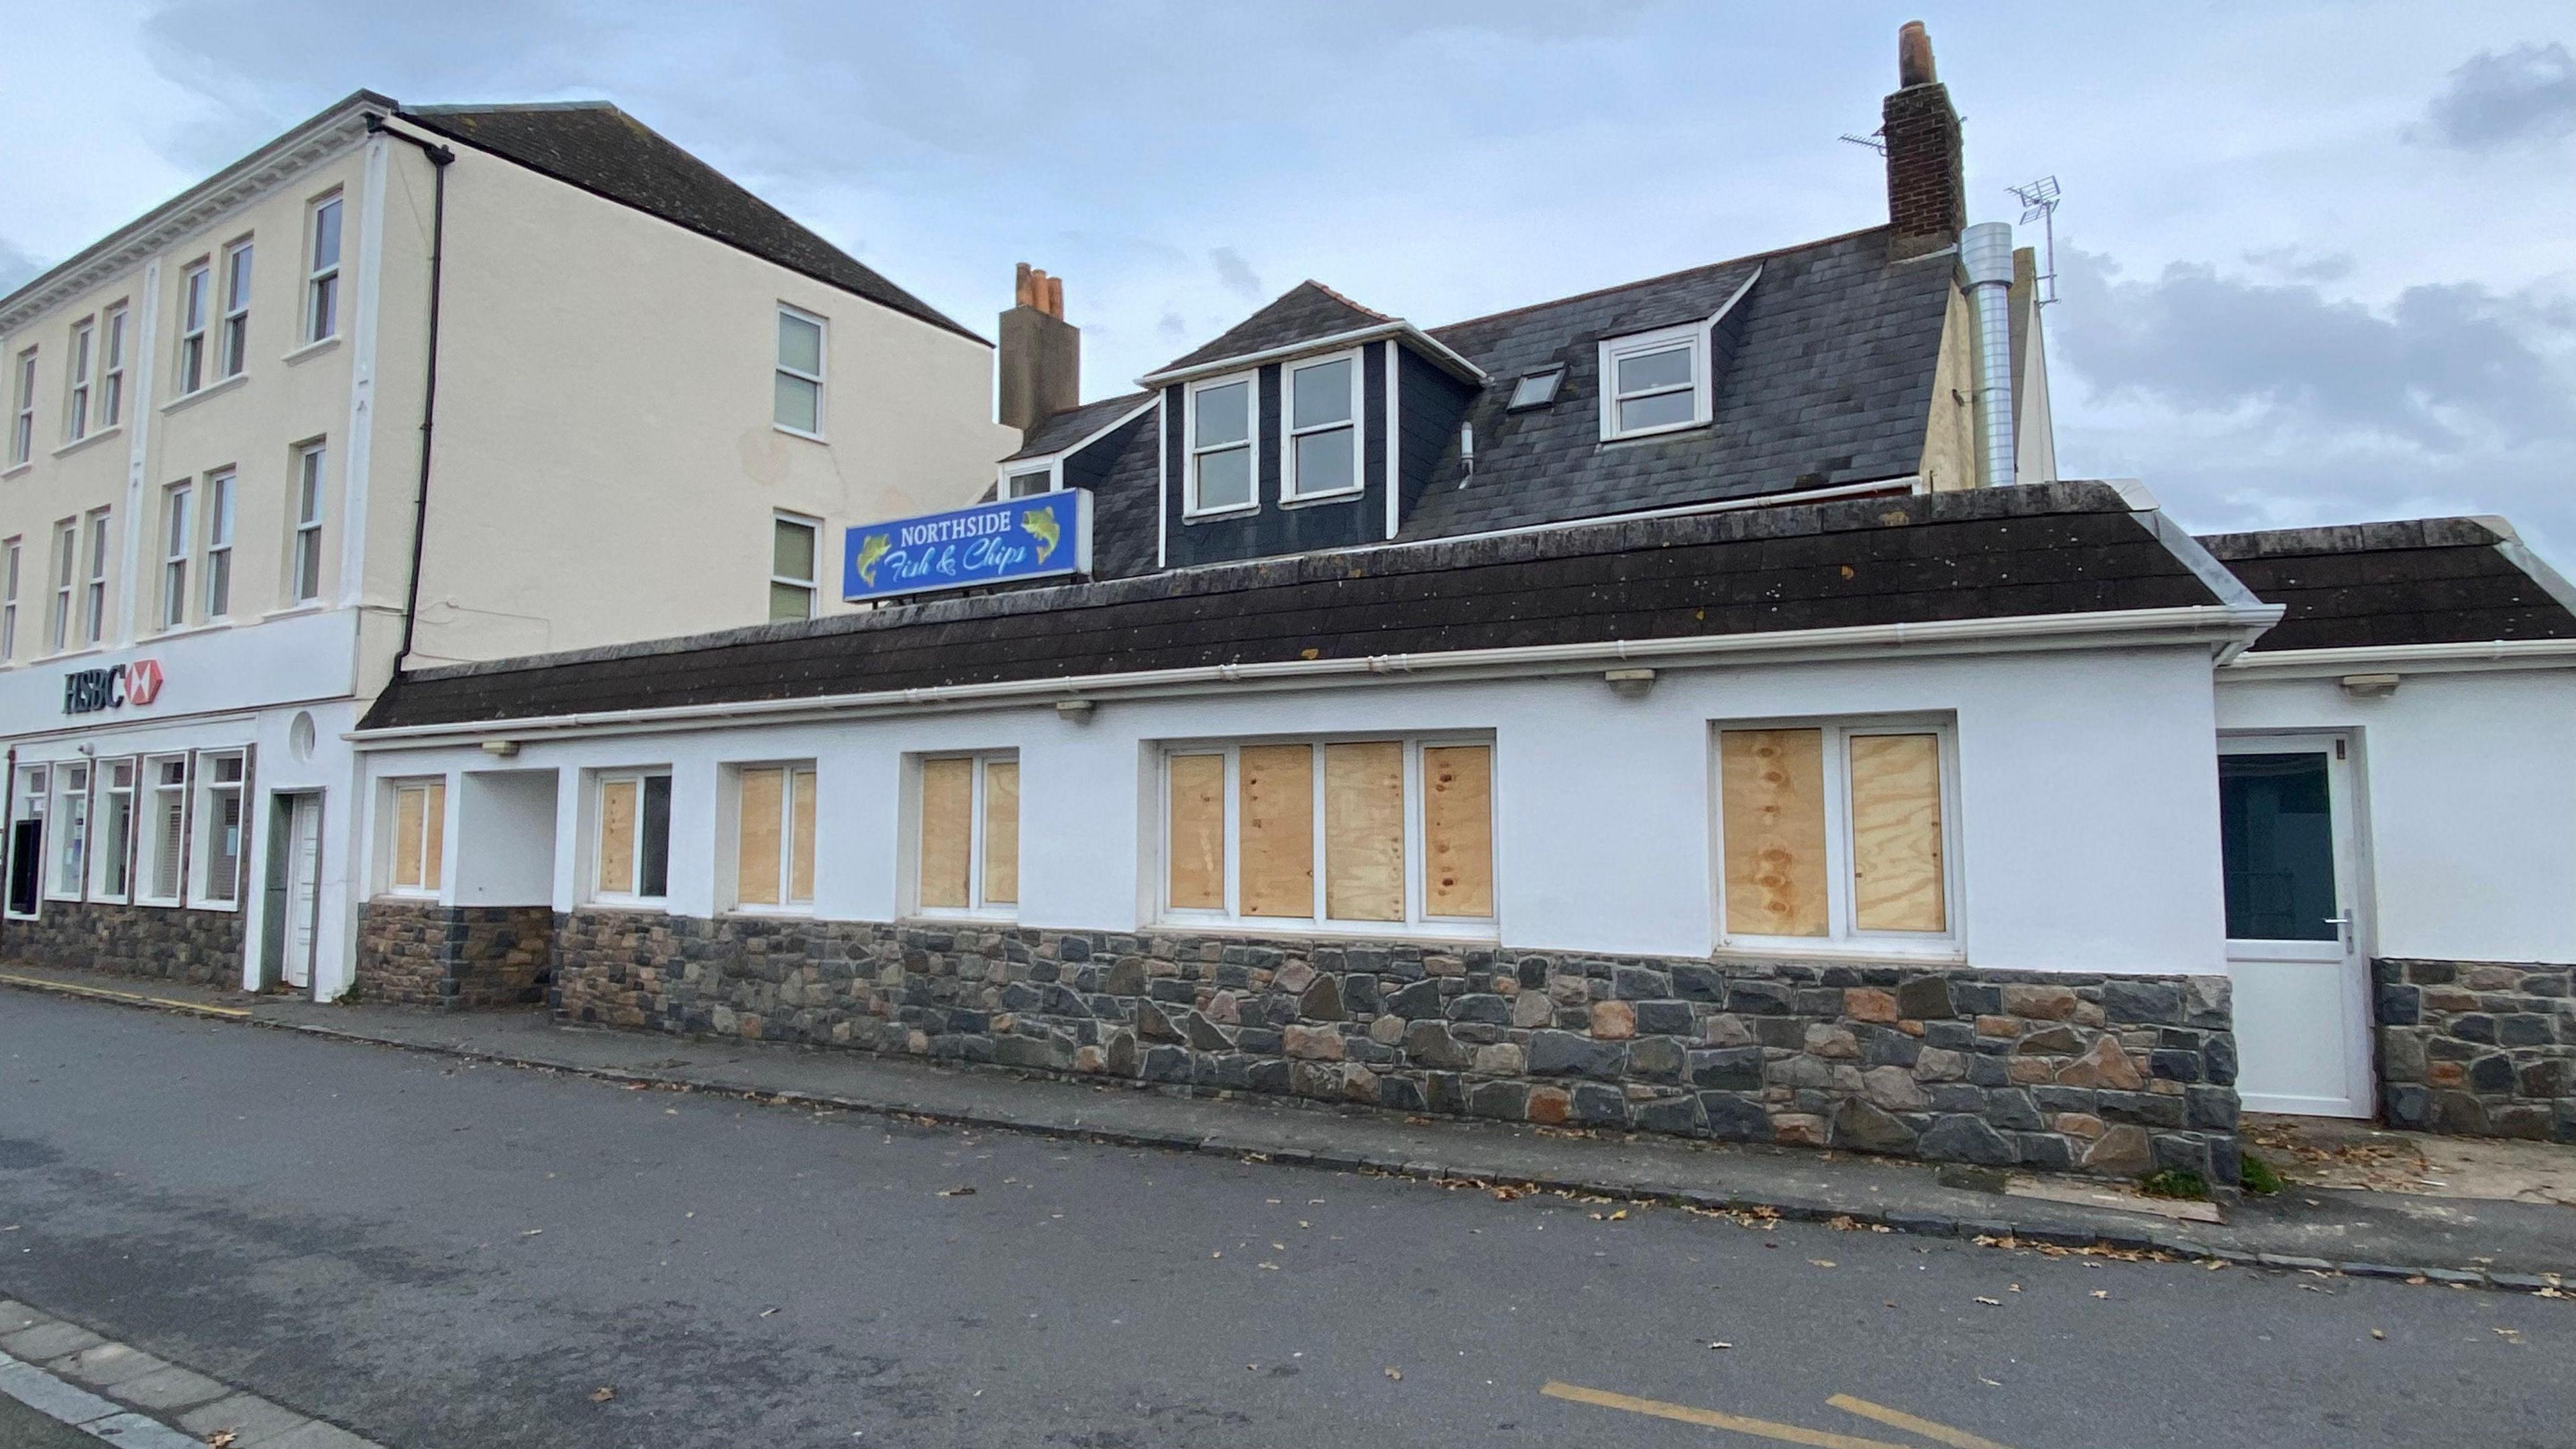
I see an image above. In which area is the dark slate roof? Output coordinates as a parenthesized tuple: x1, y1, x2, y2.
(1402, 226, 1951, 539)
(360, 483, 2241, 731)
(1150, 281, 1393, 375)
(1003, 391, 1153, 463)
(2201, 517, 2576, 652)
(402, 102, 979, 343)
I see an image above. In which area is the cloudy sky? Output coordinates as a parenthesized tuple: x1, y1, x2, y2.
(5, 2, 2572, 547)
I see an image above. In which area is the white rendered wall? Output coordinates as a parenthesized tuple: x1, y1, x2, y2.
(453, 768, 558, 906)
(361, 642, 2229, 977)
(2217, 667, 2576, 964)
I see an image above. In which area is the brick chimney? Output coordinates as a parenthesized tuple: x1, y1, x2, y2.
(1882, 21, 1966, 260)
(999, 262, 1079, 439)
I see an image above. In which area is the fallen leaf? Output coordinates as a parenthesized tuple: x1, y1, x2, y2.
(1707, 1341, 1733, 1350)
(2370, 1329, 2386, 1340)
(1608, 1209, 1628, 1222)
(759, 1307, 779, 1318)
(937, 1186, 977, 1197)
(2090, 1290, 2109, 1299)
(1258, 1262, 1281, 1271)
(1808, 1260, 1837, 1269)
(207, 1433, 239, 1448)
(1384, 1368, 1402, 1381)
(1974, 1297, 2002, 1306)
(520, 1228, 544, 1237)
(590, 1387, 616, 1403)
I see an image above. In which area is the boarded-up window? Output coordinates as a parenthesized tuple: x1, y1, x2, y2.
(390, 779, 443, 894)
(595, 772, 672, 900)
(1849, 733, 1945, 932)
(1720, 730, 1827, 937)
(916, 753, 1016, 915)
(1163, 737, 1495, 930)
(735, 764, 816, 910)
(1719, 722, 1953, 944)
(1421, 745, 1493, 918)
(789, 769, 816, 904)
(1238, 743, 1314, 918)
(1167, 754, 1225, 910)
(1324, 741, 1404, 922)
(596, 779, 638, 896)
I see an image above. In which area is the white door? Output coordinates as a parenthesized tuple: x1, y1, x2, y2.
(2220, 735, 2373, 1117)
(283, 794, 322, 991)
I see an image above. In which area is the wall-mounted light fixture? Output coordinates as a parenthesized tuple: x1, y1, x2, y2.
(1604, 667, 1657, 700)
(2338, 673, 2400, 700)
(1056, 698, 1095, 722)
(480, 739, 521, 758)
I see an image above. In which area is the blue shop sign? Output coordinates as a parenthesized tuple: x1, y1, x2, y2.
(842, 490, 1093, 603)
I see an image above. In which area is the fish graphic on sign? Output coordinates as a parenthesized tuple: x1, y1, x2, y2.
(1020, 506, 1061, 564)
(853, 532, 892, 586)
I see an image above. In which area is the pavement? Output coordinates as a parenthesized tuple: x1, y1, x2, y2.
(0, 981, 2568, 1448)
(1, 963, 2573, 1288)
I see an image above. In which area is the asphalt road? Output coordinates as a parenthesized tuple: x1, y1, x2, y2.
(0, 991, 2565, 1449)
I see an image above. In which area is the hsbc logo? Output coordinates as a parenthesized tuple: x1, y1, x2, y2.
(62, 658, 166, 715)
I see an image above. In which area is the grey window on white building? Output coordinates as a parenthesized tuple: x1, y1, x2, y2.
(1, 537, 19, 660)
(46, 519, 74, 653)
(96, 759, 134, 900)
(144, 756, 188, 904)
(160, 482, 192, 630)
(202, 470, 235, 619)
(291, 442, 326, 602)
(196, 752, 246, 906)
(176, 263, 209, 394)
(219, 240, 253, 379)
(775, 307, 824, 435)
(306, 195, 341, 343)
(80, 508, 109, 645)
(50, 763, 88, 900)
(100, 305, 127, 426)
(771, 513, 818, 621)
(65, 319, 93, 441)
(9, 346, 34, 466)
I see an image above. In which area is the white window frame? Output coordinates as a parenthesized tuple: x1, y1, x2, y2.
(80, 507, 109, 645)
(773, 304, 825, 439)
(46, 518, 74, 654)
(1, 536, 19, 661)
(1183, 372, 1259, 519)
(92, 757, 136, 903)
(64, 318, 94, 442)
(290, 441, 326, 603)
(191, 749, 248, 910)
(911, 750, 1017, 920)
(1597, 321, 1711, 442)
(46, 761, 90, 902)
(305, 193, 342, 344)
(1711, 716, 1964, 960)
(138, 753, 190, 907)
(725, 760, 817, 914)
(218, 238, 253, 379)
(1155, 734, 1497, 938)
(201, 470, 235, 620)
(1004, 467, 1054, 498)
(176, 261, 210, 395)
(1282, 350, 1364, 502)
(160, 482, 193, 631)
(8, 345, 34, 466)
(589, 769, 674, 906)
(769, 511, 818, 622)
(99, 304, 127, 428)
(7, 765, 46, 920)
(382, 776, 445, 898)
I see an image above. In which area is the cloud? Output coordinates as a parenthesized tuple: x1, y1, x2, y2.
(1209, 247, 1263, 301)
(0, 237, 42, 297)
(2413, 41, 2576, 151)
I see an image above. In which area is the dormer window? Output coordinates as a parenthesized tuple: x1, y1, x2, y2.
(1599, 322, 1710, 441)
(1186, 374, 1256, 516)
(1285, 352, 1360, 500)
(1006, 469, 1052, 498)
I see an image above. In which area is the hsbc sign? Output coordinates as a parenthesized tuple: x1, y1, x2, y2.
(62, 658, 165, 715)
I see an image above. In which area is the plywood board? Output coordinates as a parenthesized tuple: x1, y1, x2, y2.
(423, 782, 445, 892)
(1238, 743, 1315, 918)
(737, 767, 783, 906)
(1720, 729, 1827, 937)
(1849, 732, 1945, 932)
(597, 779, 637, 896)
(1423, 745, 1493, 918)
(1167, 753, 1226, 910)
(789, 769, 816, 904)
(981, 759, 1019, 906)
(1324, 741, 1405, 921)
(918, 757, 973, 910)
(392, 787, 424, 889)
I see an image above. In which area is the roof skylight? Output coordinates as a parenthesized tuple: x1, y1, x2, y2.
(1507, 368, 1564, 410)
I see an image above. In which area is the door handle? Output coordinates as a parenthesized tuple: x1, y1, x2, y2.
(2324, 910, 2354, 949)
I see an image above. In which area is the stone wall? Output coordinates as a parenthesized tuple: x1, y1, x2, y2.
(355, 900, 555, 1010)
(553, 912, 2241, 1183)
(0, 900, 245, 987)
(2375, 958, 2575, 1142)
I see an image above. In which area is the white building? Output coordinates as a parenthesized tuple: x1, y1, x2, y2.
(0, 91, 1016, 1001)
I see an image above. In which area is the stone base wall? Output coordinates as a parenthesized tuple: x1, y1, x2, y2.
(553, 911, 2241, 1183)
(0, 900, 244, 987)
(2375, 958, 2575, 1142)
(356, 900, 555, 1010)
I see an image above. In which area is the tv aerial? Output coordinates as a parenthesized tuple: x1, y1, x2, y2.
(2007, 176, 2062, 305)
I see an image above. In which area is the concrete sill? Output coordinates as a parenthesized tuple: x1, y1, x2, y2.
(282, 335, 343, 366)
(160, 372, 248, 415)
(50, 425, 123, 461)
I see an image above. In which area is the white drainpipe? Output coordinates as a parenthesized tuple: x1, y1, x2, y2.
(1961, 220, 2017, 488)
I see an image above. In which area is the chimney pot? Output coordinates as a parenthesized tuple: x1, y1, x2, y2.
(1897, 20, 1937, 87)
(1043, 274, 1064, 317)
(1014, 261, 1036, 309)
(1000, 263, 1080, 437)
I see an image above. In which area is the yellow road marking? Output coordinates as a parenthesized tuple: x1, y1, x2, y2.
(1540, 1382, 1911, 1449)
(0, 971, 250, 1019)
(1829, 1393, 2024, 1449)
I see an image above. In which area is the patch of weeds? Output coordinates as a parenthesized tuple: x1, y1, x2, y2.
(2138, 1168, 2211, 1201)
(2239, 1151, 2285, 1197)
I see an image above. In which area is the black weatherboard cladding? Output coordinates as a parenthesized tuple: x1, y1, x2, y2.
(361, 484, 2234, 731)
(1162, 353, 1388, 570)
(400, 103, 979, 343)
(1398, 347, 1476, 521)
(2201, 517, 2576, 652)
